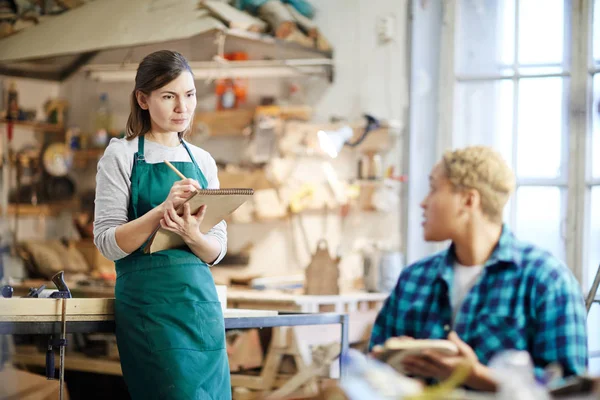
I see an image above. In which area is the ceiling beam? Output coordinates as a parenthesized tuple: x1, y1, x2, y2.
(59, 51, 98, 81)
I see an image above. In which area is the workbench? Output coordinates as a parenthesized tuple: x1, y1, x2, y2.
(226, 288, 386, 349)
(0, 298, 349, 374)
(10, 282, 384, 345)
(227, 288, 388, 313)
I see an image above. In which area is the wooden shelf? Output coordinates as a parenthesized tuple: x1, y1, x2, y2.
(0, 119, 64, 133)
(0, 201, 78, 216)
(72, 148, 105, 163)
(195, 106, 313, 137)
(226, 28, 333, 57)
(195, 109, 255, 137)
(349, 126, 392, 154)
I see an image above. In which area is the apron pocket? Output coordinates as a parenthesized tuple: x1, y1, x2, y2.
(142, 301, 226, 353)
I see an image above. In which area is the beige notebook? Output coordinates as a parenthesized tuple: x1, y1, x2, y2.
(371, 338, 459, 374)
(144, 188, 254, 254)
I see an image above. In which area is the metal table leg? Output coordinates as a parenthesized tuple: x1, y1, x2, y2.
(339, 313, 349, 377)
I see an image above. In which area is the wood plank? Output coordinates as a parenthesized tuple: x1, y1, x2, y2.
(231, 374, 266, 390)
(0, 298, 277, 321)
(227, 289, 388, 305)
(255, 105, 313, 121)
(12, 353, 123, 376)
(0, 298, 114, 317)
(12, 283, 114, 298)
(228, 301, 302, 312)
(225, 309, 278, 318)
(0, 366, 63, 399)
(232, 388, 265, 400)
(256, 0, 295, 39)
(0, 119, 64, 133)
(350, 126, 391, 154)
(284, 4, 317, 38)
(195, 109, 255, 137)
(72, 148, 105, 163)
(0, 314, 113, 322)
(219, 168, 275, 191)
(201, 1, 267, 32)
(282, 121, 391, 155)
(0, 201, 79, 217)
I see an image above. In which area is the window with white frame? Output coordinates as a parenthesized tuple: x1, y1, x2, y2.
(588, 0, 600, 304)
(453, 0, 570, 263)
(587, 0, 600, 370)
(449, 0, 599, 371)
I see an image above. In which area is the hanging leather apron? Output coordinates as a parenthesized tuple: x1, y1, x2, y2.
(114, 136, 231, 399)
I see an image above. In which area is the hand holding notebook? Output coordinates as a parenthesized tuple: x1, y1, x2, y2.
(144, 161, 254, 254)
(371, 338, 459, 374)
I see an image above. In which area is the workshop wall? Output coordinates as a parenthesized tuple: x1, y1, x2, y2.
(0, 77, 78, 246)
(1, 0, 410, 286)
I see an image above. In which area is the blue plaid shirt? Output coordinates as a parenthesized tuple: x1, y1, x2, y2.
(369, 226, 588, 379)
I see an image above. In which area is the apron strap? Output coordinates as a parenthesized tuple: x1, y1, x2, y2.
(181, 140, 209, 189)
(131, 136, 146, 219)
(137, 135, 145, 161)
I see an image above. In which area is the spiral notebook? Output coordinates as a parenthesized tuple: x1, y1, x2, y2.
(144, 188, 254, 254)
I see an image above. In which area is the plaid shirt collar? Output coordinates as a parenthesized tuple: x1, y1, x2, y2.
(436, 224, 522, 287)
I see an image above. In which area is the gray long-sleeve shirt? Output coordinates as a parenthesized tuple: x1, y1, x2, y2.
(93, 136, 227, 264)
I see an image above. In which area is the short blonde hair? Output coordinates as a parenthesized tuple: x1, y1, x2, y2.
(442, 146, 515, 223)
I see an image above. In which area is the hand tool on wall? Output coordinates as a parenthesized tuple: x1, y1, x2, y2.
(345, 114, 380, 148)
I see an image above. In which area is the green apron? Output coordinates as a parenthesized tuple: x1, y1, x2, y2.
(114, 135, 231, 400)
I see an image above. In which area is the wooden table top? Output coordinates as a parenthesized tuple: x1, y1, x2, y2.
(0, 298, 277, 322)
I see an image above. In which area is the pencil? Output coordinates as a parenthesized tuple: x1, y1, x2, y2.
(164, 160, 187, 180)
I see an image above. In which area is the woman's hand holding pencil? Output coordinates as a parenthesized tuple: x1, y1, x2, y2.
(161, 160, 200, 212)
(160, 160, 208, 244)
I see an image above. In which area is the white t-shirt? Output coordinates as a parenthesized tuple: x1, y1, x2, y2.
(451, 262, 484, 323)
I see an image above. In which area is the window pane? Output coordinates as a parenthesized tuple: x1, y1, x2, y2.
(456, 0, 515, 76)
(518, 66, 565, 76)
(589, 308, 600, 375)
(454, 81, 513, 166)
(515, 186, 565, 261)
(588, 186, 600, 369)
(518, 0, 566, 66)
(595, 0, 600, 63)
(517, 78, 565, 178)
(589, 187, 600, 290)
(593, 74, 600, 178)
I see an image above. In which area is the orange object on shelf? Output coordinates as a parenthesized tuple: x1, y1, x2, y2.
(215, 52, 249, 110)
(223, 52, 248, 61)
(215, 79, 247, 110)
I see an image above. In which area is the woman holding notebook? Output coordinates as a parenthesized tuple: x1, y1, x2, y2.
(93, 50, 231, 399)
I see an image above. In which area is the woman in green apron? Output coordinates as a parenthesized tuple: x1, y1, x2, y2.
(93, 50, 231, 399)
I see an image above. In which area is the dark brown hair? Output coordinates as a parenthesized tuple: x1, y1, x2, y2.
(126, 50, 194, 140)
